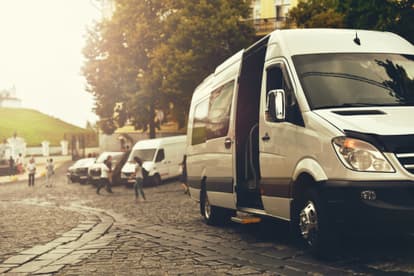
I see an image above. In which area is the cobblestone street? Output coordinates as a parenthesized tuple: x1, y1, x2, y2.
(1, 162, 414, 275)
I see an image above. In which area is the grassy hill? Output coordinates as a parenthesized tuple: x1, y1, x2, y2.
(0, 108, 97, 146)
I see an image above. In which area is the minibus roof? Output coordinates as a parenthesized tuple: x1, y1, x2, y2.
(132, 135, 186, 149)
(267, 29, 414, 57)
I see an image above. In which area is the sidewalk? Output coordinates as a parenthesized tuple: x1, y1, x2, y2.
(0, 155, 72, 184)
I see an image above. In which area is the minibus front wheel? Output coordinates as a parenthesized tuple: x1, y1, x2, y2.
(152, 174, 161, 186)
(297, 189, 337, 257)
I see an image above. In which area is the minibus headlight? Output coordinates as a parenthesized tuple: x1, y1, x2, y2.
(332, 137, 394, 172)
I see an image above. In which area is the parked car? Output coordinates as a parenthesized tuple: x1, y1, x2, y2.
(121, 135, 186, 187)
(88, 151, 127, 186)
(67, 157, 96, 183)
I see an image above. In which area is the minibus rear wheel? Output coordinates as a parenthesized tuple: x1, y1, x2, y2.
(200, 189, 233, 225)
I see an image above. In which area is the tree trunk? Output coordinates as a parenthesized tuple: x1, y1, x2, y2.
(148, 102, 156, 139)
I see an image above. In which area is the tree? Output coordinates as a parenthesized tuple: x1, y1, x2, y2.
(83, 20, 137, 134)
(289, 0, 345, 28)
(151, 0, 255, 128)
(392, 0, 414, 44)
(83, 0, 168, 137)
(338, 0, 414, 44)
(83, 0, 255, 137)
(289, 0, 414, 44)
(338, 0, 396, 30)
(144, 0, 254, 134)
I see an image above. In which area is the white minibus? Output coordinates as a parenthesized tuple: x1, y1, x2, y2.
(186, 29, 414, 256)
(121, 135, 186, 186)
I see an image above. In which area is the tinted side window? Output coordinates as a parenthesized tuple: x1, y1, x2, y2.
(206, 81, 234, 140)
(191, 98, 209, 145)
(155, 149, 165, 162)
(266, 64, 304, 126)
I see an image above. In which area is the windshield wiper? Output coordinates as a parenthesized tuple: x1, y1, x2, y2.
(301, 72, 392, 91)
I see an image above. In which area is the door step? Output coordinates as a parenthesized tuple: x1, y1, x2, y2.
(231, 214, 261, 224)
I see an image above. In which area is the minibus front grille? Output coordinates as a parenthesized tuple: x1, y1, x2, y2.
(395, 153, 414, 174)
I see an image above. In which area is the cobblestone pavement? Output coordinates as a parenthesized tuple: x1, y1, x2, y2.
(0, 202, 84, 264)
(1, 162, 414, 275)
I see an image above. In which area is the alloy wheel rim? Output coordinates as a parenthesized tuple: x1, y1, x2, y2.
(299, 200, 319, 246)
(204, 193, 211, 219)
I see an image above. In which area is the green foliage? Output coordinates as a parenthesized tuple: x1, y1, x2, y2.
(83, 0, 255, 137)
(152, 0, 255, 128)
(0, 108, 97, 147)
(338, 0, 396, 30)
(289, 0, 414, 44)
(289, 0, 345, 28)
(338, 0, 414, 44)
(393, 0, 414, 44)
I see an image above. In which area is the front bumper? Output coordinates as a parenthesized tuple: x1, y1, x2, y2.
(89, 176, 101, 185)
(319, 180, 414, 232)
(78, 174, 89, 183)
(121, 173, 135, 185)
(67, 173, 78, 182)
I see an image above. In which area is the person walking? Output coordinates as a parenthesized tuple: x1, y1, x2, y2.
(180, 155, 189, 195)
(27, 158, 36, 187)
(8, 156, 15, 176)
(96, 155, 111, 194)
(105, 155, 114, 193)
(16, 153, 23, 174)
(133, 156, 146, 202)
(45, 158, 55, 187)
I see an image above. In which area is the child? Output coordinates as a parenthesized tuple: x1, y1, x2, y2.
(133, 156, 146, 202)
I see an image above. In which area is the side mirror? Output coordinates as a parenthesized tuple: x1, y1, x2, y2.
(267, 89, 286, 121)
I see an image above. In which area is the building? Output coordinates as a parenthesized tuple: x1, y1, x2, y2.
(250, 0, 301, 37)
(0, 86, 22, 108)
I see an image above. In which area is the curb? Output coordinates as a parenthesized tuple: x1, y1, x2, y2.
(0, 158, 71, 185)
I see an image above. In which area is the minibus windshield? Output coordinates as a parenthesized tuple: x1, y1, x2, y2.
(128, 149, 156, 162)
(293, 53, 414, 109)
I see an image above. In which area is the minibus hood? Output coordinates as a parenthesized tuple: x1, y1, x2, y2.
(314, 107, 414, 136)
(121, 162, 135, 173)
(122, 161, 154, 175)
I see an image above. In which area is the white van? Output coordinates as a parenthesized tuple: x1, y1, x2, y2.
(121, 135, 186, 186)
(186, 29, 414, 255)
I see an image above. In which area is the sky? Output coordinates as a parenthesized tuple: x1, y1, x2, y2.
(0, 0, 101, 128)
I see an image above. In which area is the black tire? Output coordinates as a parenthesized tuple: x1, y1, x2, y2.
(294, 188, 337, 258)
(200, 188, 234, 226)
(152, 174, 162, 186)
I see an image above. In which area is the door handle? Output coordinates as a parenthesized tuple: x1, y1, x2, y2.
(262, 133, 270, 141)
(224, 137, 232, 149)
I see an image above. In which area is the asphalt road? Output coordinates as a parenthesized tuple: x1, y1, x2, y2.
(1, 162, 414, 275)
